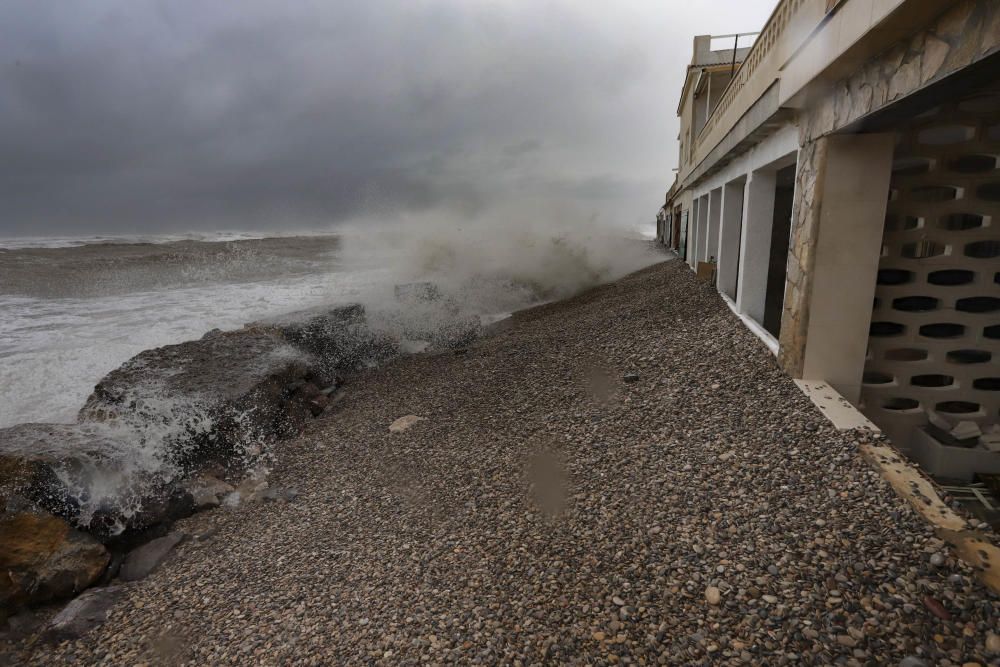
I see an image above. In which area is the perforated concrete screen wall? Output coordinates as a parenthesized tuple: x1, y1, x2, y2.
(861, 92, 1000, 458)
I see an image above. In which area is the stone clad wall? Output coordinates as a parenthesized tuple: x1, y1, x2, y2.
(777, 138, 825, 376)
(777, 0, 1000, 378)
(799, 0, 1000, 143)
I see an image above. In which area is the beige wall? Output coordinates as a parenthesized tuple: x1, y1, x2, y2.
(797, 134, 895, 402)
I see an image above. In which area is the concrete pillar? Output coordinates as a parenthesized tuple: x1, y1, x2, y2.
(697, 195, 709, 264)
(688, 199, 700, 267)
(718, 179, 745, 300)
(736, 170, 776, 325)
(788, 134, 895, 403)
(706, 188, 722, 264)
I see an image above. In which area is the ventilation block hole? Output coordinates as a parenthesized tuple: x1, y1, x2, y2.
(919, 323, 965, 338)
(918, 125, 974, 145)
(878, 269, 914, 285)
(892, 296, 938, 312)
(863, 372, 894, 385)
(935, 401, 980, 414)
(871, 321, 905, 336)
(885, 348, 928, 362)
(939, 213, 984, 230)
(911, 185, 958, 202)
(964, 240, 1000, 258)
(977, 183, 1000, 201)
(886, 215, 923, 231)
(956, 296, 1000, 313)
(946, 349, 991, 364)
(948, 154, 996, 173)
(911, 374, 954, 388)
(901, 241, 947, 259)
(892, 157, 932, 176)
(883, 397, 920, 411)
(928, 269, 975, 286)
(973, 378, 1000, 391)
(985, 325, 1000, 340)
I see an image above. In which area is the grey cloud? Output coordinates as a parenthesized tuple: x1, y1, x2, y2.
(0, 0, 774, 236)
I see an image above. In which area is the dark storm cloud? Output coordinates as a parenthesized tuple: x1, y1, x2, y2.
(0, 1, 773, 235)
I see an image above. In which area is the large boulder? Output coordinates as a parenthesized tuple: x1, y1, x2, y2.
(0, 328, 331, 537)
(42, 585, 122, 642)
(0, 511, 109, 617)
(0, 423, 194, 537)
(79, 328, 326, 447)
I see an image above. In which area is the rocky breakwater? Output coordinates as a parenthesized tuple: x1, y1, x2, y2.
(0, 291, 478, 623)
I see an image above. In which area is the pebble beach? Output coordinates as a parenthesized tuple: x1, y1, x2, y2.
(7, 256, 999, 666)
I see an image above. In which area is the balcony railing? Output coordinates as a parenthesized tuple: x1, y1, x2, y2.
(695, 0, 808, 149)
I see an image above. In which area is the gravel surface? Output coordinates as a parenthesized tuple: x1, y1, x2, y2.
(6, 257, 999, 665)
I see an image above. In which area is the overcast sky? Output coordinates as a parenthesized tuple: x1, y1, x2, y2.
(0, 0, 773, 237)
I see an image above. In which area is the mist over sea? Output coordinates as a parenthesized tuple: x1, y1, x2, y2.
(0, 222, 658, 430)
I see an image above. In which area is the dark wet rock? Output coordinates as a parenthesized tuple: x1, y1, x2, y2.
(0, 511, 109, 616)
(42, 586, 122, 642)
(274, 304, 398, 377)
(0, 327, 337, 534)
(0, 429, 197, 540)
(79, 328, 324, 450)
(0, 426, 123, 515)
(119, 532, 185, 582)
(623, 372, 640, 383)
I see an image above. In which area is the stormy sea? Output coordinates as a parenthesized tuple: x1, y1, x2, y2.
(0, 225, 657, 532)
(0, 233, 368, 428)
(0, 225, 657, 430)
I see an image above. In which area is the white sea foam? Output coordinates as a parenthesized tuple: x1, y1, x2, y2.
(0, 266, 386, 428)
(0, 229, 338, 250)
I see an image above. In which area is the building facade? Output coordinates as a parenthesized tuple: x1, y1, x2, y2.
(661, 0, 1000, 481)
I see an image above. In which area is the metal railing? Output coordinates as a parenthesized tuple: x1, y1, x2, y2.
(695, 0, 806, 149)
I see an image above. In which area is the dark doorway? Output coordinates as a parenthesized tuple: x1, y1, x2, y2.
(679, 210, 689, 261)
(763, 164, 796, 336)
(672, 206, 682, 250)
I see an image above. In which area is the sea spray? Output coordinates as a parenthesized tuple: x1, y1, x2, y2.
(1, 223, 660, 538)
(337, 207, 661, 340)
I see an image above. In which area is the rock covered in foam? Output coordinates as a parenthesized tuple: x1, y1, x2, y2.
(0, 511, 109, 616)
(79, 327, 323, 440)
(0, 422, 195, 536)
(269, 303, 399, 376)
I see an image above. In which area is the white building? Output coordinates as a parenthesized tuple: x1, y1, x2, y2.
(661, 0, 1000, 481)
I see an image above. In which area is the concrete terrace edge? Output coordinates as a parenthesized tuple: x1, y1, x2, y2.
(794, 379, 1000, 595)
